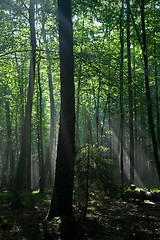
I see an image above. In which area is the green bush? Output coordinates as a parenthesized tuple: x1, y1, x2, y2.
(74, 144, 118, 207)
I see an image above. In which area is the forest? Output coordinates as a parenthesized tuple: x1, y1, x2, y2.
(0, 0, 160, 239)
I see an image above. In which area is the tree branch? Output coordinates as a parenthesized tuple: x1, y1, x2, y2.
(0, 49, 59, 58)
(130, 9, 144, 53)
(0, 50, 31, 58)
(136, 0, 141, 9)
(19, 0, 28, 11)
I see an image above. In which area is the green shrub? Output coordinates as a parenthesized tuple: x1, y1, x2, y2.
(74, 144, 118, 207)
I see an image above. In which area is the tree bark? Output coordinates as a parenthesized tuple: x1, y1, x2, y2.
(41, 18, 56, 188)
(108, 58, 112, 156)
(154, 43, 160, 147)
(100, 102, 107, 146)
(127, 0, 134, 184)
(37, 58, 45, 193)
(5, 99, 15, 186)
(75, 19, 84, 149)
(83, 144, 90, 219)
(140, 0, 160, 180)
(47, 0, 75, 219)
(15, 0, 36, 194)
(133, 43, 138, 181)
(119, 0, 124, 186)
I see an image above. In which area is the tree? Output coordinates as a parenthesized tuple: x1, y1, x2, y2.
(126, 0, 134, 184)
(119, 0, 124, 186)
(47, 0, 75, 219)
(140, 0, 160, 180)
(5, 92, 15, 188)
(1, 0, 160, 196)
(15, 0, 36, 195)
(41, 15, 57, 188)
(37, 52, 45, 193)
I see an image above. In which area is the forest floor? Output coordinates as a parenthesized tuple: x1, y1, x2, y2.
(0, 190, 160, 240)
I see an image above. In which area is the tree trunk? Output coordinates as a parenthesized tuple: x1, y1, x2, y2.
(92, 76, 101, 147)
(37, 58, 45, 193)
(83, 144, 90, 219)
(119, 0, 124, 187)
(100, 102, 107, 146)
(45, 63, 56, 186)
(106, 33, 112, 156)
(47, 0, 75, 219)
(15, 0, 36, 194)
(96, 76, 101, 147)
(5, 99, 15, 187)
(76, 65, 81, 149)
(41, 19, 56, 188)
(75, 19, 84, 149)
(153, 2, 160, 149)
(133, 43, 138, 182)
(154, 43, 160, 147)
(127, 0, 134, 184)
(140, 0, 160, 180)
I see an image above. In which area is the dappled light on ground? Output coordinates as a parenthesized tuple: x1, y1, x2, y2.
(0, 190, 160, 239)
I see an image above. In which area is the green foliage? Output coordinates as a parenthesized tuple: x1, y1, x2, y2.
(42, 217, 62, 240)
(0, 191, 13, 206)
(0, 0, 160, 204)
(74, 145, 118, 207)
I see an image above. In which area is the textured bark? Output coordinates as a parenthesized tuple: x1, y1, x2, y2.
(47, 0, 75, 219)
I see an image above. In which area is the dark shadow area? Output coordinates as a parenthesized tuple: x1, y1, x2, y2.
(0, 189, 160, 240)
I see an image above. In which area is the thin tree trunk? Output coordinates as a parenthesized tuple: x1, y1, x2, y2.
(46, 64, 56, 186)
(15, 53, 24, 165)
(120, 0, 124, 187)
(133, 43, 138, 181)
(85, 105, 93, 145)
(127, 0, 134, 184)
(37, 58, 45, 193)
(76, 65, 81, 148)
(41, 20, 56, 188)
(154, 43, 160, 147)
(153, 2, 160, 149)
(100, 102, 107, 146)
(83, 144, 90, 219)
(92, 76, 101, 147)
(5, 99, 15, 187)
(97, 76, 101, 147)
(15, 0, 36, 196)
(75, 19, 84, 149)
(140, 0, 160, 180)
(107, 33, 112, 156)
(15, 53, 25, 133)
